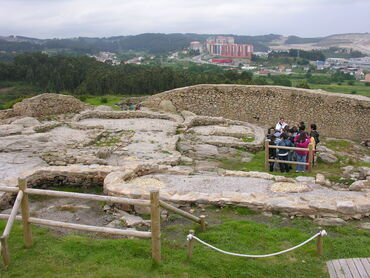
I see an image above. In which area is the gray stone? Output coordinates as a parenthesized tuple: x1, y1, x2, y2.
(359, 223, 370, 230)
(118, 211, 146, 227)
(314, 217, 346, 226)
(315, 173, 331, 187)
(336, 201, 356, 215)
(349, 180, 370, 191)
(318, 152, 338, 163)
(12, 117, 40, 127)
(158, 100, 177, 113)
(192, 144, 219, 158)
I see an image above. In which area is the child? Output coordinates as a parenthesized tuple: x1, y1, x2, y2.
(295, 131, 310, 173)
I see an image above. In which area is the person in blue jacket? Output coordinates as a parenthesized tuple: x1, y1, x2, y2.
(277, 133, 294, 173)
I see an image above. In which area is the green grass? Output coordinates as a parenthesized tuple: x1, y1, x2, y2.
(1, 211, 369, 278)
(308, 83, 370, 97)
(83, 95, 123, 107)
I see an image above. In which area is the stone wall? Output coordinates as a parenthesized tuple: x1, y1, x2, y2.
(143, 85, 370, 140)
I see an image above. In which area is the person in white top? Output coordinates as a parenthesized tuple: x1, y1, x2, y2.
(275, 118, 287, 132)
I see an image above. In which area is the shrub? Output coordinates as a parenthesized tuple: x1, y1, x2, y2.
(295, 82, 310, 89)
(3, 97, 26, 109)
(351, 90, 357, 94)
(100, 97, 108, 104)
(365, 82, 370, 87)
(76, 95, 88, 102)
(347, 80, 355, 86)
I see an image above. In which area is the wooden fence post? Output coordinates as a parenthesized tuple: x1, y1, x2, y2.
(316, 233, 323, 256)
(187, 230, 195, 260)
(18, 178, 32, 248)
(200, 215, 206, 232)
(264, 140, 270, 171)
(150, 190, 161, 264)
(0, 236, 10, 267)
(308, 143, 313, 173)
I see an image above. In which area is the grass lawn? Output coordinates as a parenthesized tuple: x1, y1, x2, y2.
(1, 207, 369, 278)
(83, 95, 123, 107)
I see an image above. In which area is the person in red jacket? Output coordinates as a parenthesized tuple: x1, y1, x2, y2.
(295, 131, 310, 173)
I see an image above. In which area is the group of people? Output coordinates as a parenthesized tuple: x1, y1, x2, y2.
(267, 118, 320, 173)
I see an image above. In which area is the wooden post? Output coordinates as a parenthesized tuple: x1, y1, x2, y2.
(187, 230, 195, 260)
(264, 140, 270, 171)
(308, 143, 313, 173)
(316, 234, 323, 256)
(18, 178, 32, 248)
(0, 236, 10, 267)
(200, 215, 206, 232)
(150, 190, 161, 264)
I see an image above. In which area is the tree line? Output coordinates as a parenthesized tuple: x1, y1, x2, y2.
(0, 52, 254, 95)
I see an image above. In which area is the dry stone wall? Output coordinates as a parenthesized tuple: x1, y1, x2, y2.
(143, 85, 370, 140)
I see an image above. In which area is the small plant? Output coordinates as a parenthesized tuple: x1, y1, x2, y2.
(351, 90, 357, 94)
(100, 97, 108, 104)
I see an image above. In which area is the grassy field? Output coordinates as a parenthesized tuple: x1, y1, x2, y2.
(1, 206, 369, 278)
(309, 83, 370, 97)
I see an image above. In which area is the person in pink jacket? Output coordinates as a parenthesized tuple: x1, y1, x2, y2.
(295, 131, 310, 173)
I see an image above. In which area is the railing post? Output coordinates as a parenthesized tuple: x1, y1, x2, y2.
(18, 178, 32, 248)
(308, 143, 313, 173)
(150, 190, 161, 264)
(187, 230, 195, 260)
(317, 233, 323, 256)
(200, 215, 206, 232)
(264, 139, 270, 171)
(0, 236, 10, 267)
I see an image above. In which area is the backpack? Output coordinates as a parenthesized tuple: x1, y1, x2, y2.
(311, 131, 320, 145)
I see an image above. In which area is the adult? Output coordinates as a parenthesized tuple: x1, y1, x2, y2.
(275, 118, 287, 133)
(277, 133, 294, 173)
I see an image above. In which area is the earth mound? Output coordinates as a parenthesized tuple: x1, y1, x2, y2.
(12, 93, 91, 117)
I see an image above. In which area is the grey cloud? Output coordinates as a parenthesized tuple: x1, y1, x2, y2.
(0, 0, 369, 38)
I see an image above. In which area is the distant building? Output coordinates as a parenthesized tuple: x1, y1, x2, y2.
(205, 36, 253, 58)
(365, 73, 370, 82)
(189, 41, 203, 53)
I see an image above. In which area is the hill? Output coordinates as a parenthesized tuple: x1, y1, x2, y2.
(270, 33, 370, 55)
(0, 33, 280, 54)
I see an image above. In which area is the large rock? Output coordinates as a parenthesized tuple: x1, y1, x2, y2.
(349, 180, 370, 191)
(13, 93, 90, 117)
(192, 144, 219, 158)
(336, 200, 356, 215)
(314, 217, 346, 226)
(158, 100, 177, 113)
(318, 152, 338, 163)
(315, 173, 331, 187)
(12, 117, 40, 127)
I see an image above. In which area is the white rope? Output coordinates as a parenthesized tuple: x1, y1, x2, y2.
(187, 230, 327, 258)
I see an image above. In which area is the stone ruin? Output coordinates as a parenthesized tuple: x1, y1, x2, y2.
(0, 90, 369, 229)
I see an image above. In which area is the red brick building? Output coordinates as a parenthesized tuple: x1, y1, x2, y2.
(206, 36, 253, 58)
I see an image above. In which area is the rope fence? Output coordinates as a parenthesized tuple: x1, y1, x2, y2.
(186, 230, 327, 259)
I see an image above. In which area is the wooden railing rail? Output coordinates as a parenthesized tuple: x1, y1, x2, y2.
(0, 178, 205, 267)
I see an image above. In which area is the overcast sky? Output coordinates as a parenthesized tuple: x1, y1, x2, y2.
(0, 0, 369, 39)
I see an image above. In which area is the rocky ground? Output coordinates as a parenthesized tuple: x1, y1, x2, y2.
(0, 94, 369, 233)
